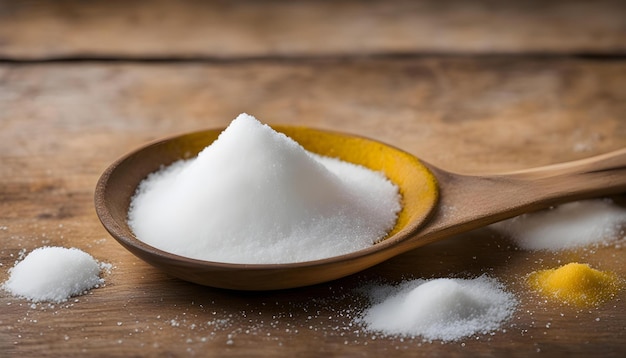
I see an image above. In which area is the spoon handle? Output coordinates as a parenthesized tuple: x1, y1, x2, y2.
(401, 148, 626, 251)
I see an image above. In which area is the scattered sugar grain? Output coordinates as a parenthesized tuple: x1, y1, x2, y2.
(129, 113, 401, 264)
(2, 247, 106, 303)
(492, 199, 626, 251)
(358, 276, 517, 342)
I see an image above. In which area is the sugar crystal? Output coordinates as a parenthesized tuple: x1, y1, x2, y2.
(492, 199, 626, 251)
(359, 276, 517, 341)
(128, 114, 401, 264)
(2, 247, 104, 303)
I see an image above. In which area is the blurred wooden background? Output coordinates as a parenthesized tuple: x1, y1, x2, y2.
(1, 1, 625, 356)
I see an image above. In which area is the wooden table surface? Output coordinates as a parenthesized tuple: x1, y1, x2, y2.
(1, 1, 625, 356)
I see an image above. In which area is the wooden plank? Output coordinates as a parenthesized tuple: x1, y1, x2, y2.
(0, 0, 625, 59)
(1, 58, 625, 356)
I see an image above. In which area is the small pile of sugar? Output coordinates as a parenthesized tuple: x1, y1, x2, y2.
(128, 113, 401, 264)
(359, 276, 517, 342)
(491, 199, 626, 251)
(2, 247, 105, 303)
(528, 262, 622, 307)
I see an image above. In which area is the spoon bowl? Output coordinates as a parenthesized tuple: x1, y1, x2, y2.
(95, 126, 439, 290)
(95, 126, 626, 290)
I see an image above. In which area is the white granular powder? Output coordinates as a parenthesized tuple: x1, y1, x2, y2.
(492, 199, 626, 251)
(2, 247, 105, 303)
(359, 276, 517, 342)
(128, 113, 401, 264)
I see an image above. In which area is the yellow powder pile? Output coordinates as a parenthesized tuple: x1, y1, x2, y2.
(528, 263, 622, 307)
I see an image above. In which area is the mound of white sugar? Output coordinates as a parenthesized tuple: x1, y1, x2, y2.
(491, 199, 626, 251)
(359, 276, 517, 341)
(2, 247, 105, 303)
(128, 113, 401, 264)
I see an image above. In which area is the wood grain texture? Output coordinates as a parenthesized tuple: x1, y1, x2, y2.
(1, 58, 625, 356)
(0, 0, 625, 59)
(1, 0, 626, 355)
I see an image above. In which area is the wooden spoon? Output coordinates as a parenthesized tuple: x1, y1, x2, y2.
(94, 126, 626, 290)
